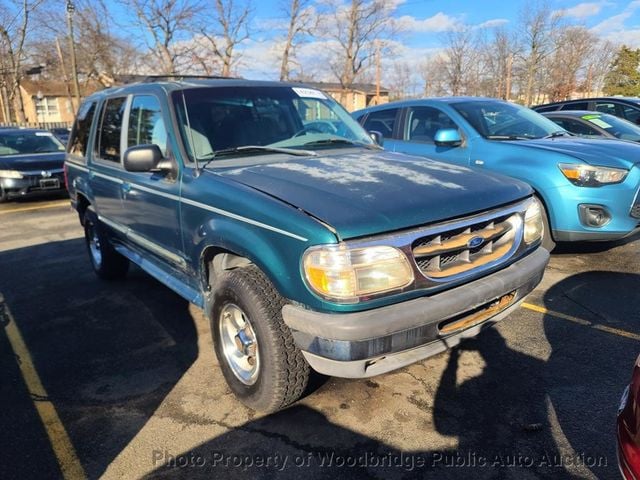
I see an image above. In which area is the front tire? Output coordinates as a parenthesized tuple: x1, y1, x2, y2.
(211, 265, 310, 412)
(83, 209, 129, 280)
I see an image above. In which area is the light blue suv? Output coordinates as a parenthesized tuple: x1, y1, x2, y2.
(354, 98, 640, 250)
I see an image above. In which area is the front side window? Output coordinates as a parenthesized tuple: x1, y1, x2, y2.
(405, 106, 458, 143)
(595, 102, 618, 116)
(452, 100, 562, 140)
(173, 86, 375, 163)
(622, 105, 640, 125)
(362, 108, 399, 139)
(69, 101, 97, 158)
(97, 97, 127, 163)
(127, 95, 167, 155)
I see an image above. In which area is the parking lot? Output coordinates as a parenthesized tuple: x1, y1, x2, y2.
(0, 196, 638, 479)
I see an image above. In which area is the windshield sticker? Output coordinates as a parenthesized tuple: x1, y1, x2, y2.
(587, 118, 612, 129)
(35, 132, 53, 136)
(292, 87, 326, 99)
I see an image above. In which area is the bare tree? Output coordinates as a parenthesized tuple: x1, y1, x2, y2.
(321, 0, 397, 89)
(420, 55, 449, 97)
(581, 40, 616, 96)
(0, 0, 42, 122)
(544, 26, 595, 101)
(123, 0, 201, 75)
(279, 0, 315, 81)
(516, 2, 562, 105)
(481, 27, 519, 99)
(200, 0, 252, 77)
(440, 26, 480, 96)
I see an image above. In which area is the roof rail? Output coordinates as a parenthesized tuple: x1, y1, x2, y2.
(140, 74, 241, 82)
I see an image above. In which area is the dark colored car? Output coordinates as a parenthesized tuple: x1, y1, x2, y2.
(618, 355, 640, 478)
(533, 97, 640, 125)
(65, 78, 548, 412)
(0, 128, 67, 202)
(542, 111, 640, 142)
(50, 127, 71, 145)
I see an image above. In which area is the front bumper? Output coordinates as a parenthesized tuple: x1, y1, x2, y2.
(1, 171, 65, 197)
(282, 247, 549, 378)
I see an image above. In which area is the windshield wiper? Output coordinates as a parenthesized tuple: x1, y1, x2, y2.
(303, 138, 380, 149)
(199, 145, 317, 167)
(486, 135, 533, 140)
(542, 131, 573, 139)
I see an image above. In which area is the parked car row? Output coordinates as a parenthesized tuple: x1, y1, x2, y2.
(352, 97, 640, 251)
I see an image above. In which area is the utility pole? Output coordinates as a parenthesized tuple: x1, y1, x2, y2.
(375, 41, 381, 105)
(66, 1, 81, 111)
(505, 54, 513, 102)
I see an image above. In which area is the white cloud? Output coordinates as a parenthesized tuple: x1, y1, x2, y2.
(555, 2, 609, 19)
(590, 0, 640, 46)
(476, 18, 509, 29)
(395, 12, 461, 33)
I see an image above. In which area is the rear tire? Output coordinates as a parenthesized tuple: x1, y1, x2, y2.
(83, 209, 129, 280)
(536, 195, 556, 252)
(211, 265, 310, 412)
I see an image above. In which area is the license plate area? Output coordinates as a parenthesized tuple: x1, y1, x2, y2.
(39, 178, 60, 189)
(438, 291, 517, 335)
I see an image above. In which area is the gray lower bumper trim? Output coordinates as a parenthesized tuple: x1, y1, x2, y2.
(282, 248, 548, 365)
(302, 300, 523, 378)
(553, 228, 640, 242)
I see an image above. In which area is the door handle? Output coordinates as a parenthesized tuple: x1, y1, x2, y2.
(121, 182, 132, 193)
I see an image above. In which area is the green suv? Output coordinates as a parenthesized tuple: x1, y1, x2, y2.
(65, 77, 548, 412)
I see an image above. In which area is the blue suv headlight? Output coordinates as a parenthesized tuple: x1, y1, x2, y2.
(558, 163, 628, 187)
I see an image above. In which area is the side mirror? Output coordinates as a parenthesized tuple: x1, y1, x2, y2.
(369, 130, 384, 147)
(434, 128, 462, 147)
(123, 144, 171, 172)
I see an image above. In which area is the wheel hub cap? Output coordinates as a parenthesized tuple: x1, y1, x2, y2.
(219, 304, 259, 385)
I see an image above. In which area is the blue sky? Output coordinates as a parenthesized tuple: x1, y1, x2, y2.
(229, 0, 640, 79)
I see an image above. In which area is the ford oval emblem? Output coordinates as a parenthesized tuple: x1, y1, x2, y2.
(467, 236, 484, 249)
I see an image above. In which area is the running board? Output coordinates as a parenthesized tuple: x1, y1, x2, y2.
(113, 244, 204, 308)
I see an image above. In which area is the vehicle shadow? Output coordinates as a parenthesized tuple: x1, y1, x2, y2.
(0, 238, 199, 479)
(554, 230, 640, 254)
(542, 270, 640, 479)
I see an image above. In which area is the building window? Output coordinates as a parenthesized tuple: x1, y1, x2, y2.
(35, 96, 60, 122)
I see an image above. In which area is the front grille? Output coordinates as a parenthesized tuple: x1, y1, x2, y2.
(412, 213, 518, 279)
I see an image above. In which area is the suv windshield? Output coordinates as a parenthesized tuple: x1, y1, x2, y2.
(452, 100, 564, 140)
(0, 130, 65, 156)
(173, 86, 375, 162)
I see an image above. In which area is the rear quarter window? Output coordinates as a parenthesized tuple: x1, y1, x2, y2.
(68, 101, 97, 160)
(361, 108, 400, 139)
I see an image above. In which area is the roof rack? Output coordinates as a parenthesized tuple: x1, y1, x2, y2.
(140, 75, 241, 83)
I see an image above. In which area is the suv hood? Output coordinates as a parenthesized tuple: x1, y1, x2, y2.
(0, 152, 65, 171)
(513, 137, 640, 169)
(214, 150, 531, 239)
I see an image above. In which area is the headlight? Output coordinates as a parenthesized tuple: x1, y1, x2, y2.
(558, 163, 627, 187)
(0, 169, 23, 179)
(303, 244, 414, 303)
(524, 198, 544, 244)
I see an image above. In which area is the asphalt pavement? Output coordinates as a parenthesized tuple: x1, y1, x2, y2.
(1, 196, 638, 480)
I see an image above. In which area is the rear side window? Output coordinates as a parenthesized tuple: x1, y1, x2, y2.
(362, 108, 399, 138)
(594, 102, 618, 115)
(97, 97, 127, 163)
(127, 95, 167, 155)
(561, 102, 589, 111)
(68, 101, 96, 159)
